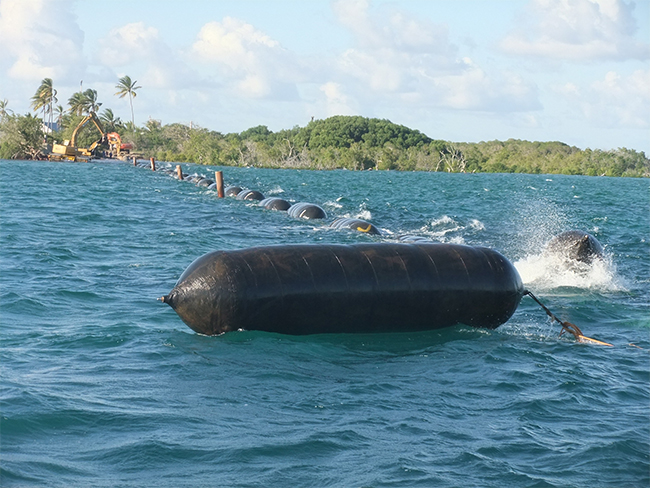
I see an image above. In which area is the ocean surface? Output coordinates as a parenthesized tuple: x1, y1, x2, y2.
(1, 159, 648, 487)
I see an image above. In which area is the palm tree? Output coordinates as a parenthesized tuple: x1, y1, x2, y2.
(30, 78, 58, 131)
(100, 108, 122, 131)
(115, 75, 141, 128)
(30, 89, 46, 119)
(54, 105, 65, 129)
(0, 99, 11, 120)
(123, 121, 137, 133)
(68, 89, 102, 116)
(68, 91, 86, 116)
(82, 89, 101, 113)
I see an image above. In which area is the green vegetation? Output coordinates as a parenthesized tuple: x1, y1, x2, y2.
(126, 116, 649, 177)
(1, 79, 648, 177)
(0, 110, 44, 160)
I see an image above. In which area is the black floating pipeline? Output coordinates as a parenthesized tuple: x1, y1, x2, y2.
(259, 197, 292, 211)
(236, 189, 265, 201)
(288, 202, 327, 220)
(330, 217, 381, 235)
(197, 178, 214, 187)
(160, 242, 524, 336)
(136, 163, 613, 345)
(225, 186, 242, 197)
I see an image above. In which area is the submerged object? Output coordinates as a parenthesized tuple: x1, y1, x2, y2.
(330, 217, 381, 235)
(161, 243, 524, 336)
(259, 197, 292, 211)
(225, 186, 243, 197)
(545, 230, 604, 264)
(288, 202, 327, 219)
(237, 189, 265, 201)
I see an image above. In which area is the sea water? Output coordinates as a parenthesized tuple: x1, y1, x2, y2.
(1, 159, 648, 487)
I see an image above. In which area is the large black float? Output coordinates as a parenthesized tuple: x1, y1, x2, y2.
(288, 202, 327, 219)
(544, 230, 604, 264)
(259, 197, 292, 211)
(161, 242, 524, 336)
(236, 189, 265, 201)
(330, 217, 381, 235)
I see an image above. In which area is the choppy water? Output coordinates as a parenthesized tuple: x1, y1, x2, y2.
(1, 159, 648, 487)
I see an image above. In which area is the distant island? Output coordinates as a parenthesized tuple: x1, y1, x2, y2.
(1, 107, 647, 177)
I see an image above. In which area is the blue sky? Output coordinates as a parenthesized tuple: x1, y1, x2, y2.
(1, 0, 648, 153)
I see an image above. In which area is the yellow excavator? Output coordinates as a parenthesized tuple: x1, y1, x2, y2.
(48, 111, 136, 162)
(49, 111, 106, 162)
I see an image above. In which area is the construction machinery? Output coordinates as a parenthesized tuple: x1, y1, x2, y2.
(48, 112, 134, 162)
(48, 111, 105, 162)
(106, 132, 133, 159)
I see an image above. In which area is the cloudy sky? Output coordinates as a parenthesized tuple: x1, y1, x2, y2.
(1, 0, 648, 153)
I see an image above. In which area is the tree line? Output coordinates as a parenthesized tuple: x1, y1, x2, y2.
(125, 116, 649, 177)
(1, 79, 648, 177)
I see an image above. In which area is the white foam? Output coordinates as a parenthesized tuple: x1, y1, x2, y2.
(266, 186, 284, 195)
(446, 236, 466, 244)
(431, 215, 455, 226)
(469, 219, 485, 231)
(514, 252, 625, 292)
(355, 209, 372, 220)
(323, 200, 343, 209)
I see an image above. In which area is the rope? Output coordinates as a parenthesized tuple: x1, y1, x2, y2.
(524, 290, 613, 347)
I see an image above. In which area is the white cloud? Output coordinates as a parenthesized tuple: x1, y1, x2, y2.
(0, 0, 85, 81)
(192, 17, 303, 99)
(431, 64, 541, 112)
(99, 22, 162, 66)
(587, 69, 650, 127)
(319, 82, 357, 116)
(332, 0, 452, 54)
(500, 0, 650, 61)
(555, 69, 650, 128)
(97, 22, 199, 90)
(328, 0, 539, 112)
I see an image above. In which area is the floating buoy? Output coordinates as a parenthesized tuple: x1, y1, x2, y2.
(161, 243, 524, 336)
(197, 178, 214, 187)
(259, 197, 292, 211)
(236, 189, 265, 201)
(225, 186, 243, 197)
(288, 202, 327, 219)
(330, 217, 381, 235)
(545, 230, 605, 264)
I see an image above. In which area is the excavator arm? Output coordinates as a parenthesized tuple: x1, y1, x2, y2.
(50, 111, 106, 161)
(70, 112, 105, 148)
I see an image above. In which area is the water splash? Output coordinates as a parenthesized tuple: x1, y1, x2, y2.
(355, 209, 372, 220)
(469, 219, 485, 231)
(323, 200, 343, 210)
(416, 215, 486, 243)
(266, 186, 285, 195)
(340, 203, 372, 221)
(420, 215, 463, 240)
(514, 252, 624, 292)
(510, 200, 569, 257)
